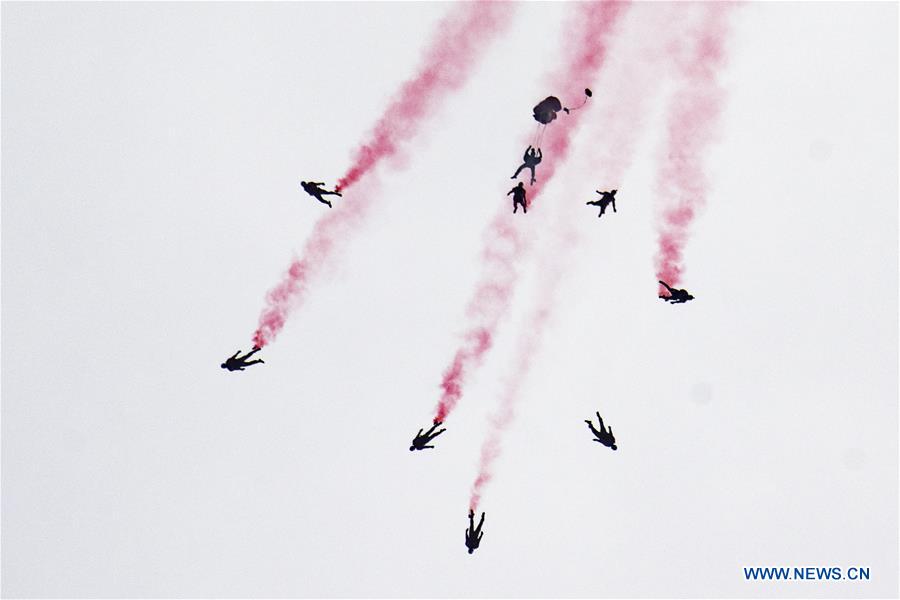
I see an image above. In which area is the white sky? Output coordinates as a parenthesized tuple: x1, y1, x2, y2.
(2, 2, 897, 598)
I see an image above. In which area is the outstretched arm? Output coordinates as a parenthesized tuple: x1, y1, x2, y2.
(611, 199, 617, 212)
(477, 531, 484, 541)
(508, 189, 515, 196)
(586, 200, 601, 206)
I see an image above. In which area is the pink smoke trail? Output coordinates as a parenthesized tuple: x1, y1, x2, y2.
(432, 1, 630, 424)
(468, 272, 559, 512)
(468, 4, 711, 512)
(655, 4, 733, 292)
(335, 3, 513, 192)
(252, 3, 513, 349)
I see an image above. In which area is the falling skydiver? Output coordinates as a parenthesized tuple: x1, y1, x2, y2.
(300, 180, 342, 208)
(584, 411, 617, 450)
(410, 421, 446, 451)
(586, 189, 618, 218)
(221, 347, 264, 371)
(465, 510, 486, 554)
(508, 181, 527, 214)
(658, 280, 694, 304)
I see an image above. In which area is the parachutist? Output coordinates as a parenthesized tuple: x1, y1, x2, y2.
(586, 189, 617, 218)
(508, 181, 527, 214)
(658, 280, 694, 304)
(511, 145, 542, 185)
(410, 421, 445, 451)
(221, 347, 264, 371)
(585, 412, 617, 450)
(301, 181, 342, 208)
(465, 510, 486, 554)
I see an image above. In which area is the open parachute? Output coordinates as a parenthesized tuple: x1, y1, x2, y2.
(533, 96, 564, 124)
(530, 88, 592, 146)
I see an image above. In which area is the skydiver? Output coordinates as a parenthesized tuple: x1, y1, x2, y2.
(300, 180, 342, 208)
(585, 411, 617, 450)
(586, 189, 617, 218)
(511, 145, 542, 185)
(221, 347, 264, 371)
(409, 421, 446, 451)
(658, 280, 694, 304)
(508, 181, 528, 214)
(465, 509, 486, 554)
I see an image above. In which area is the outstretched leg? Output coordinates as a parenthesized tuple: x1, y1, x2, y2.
(513, 201, 519, 214)
(511, 164, 527, 179)
(322, 190, 342, 197)
(243, 359, 264, 366)
(313, 194, 332, 207)
(528, 165, 536, 185)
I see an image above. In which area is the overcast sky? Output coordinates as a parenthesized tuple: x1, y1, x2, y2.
(2, 2, 897, 598)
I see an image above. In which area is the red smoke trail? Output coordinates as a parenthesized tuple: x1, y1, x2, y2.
(335, 3, 513, 192)
(432, 1, 630, 424)
(654, 4, 733, 291)
(469, 272, 559, 512)
(252, 3, 513, 349)
(467, 4, 685, 512)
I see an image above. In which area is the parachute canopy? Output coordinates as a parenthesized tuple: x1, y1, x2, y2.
(533, 96, 562, 124)
(533, 89, 593, 124)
